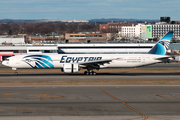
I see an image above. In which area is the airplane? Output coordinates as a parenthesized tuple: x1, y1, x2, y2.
(2, 31, 173, 75)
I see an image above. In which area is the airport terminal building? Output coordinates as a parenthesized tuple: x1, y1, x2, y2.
(0, 43, 155, 62)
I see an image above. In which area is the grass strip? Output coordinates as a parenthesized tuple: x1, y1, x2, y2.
(0, 80, 180, 86)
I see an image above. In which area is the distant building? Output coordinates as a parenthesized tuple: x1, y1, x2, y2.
(152, 22, 180, 38)
(28, 36, 60, 44)
(140, 22, 180, 40)
(139, 17, 180, 40)
(160, 17, 171, 23)
(65, 32, 107, 43)
(171, 21, 179, 24)
(0, 37, 25, 46)
(121, 23, 143, 38)
(99, 22, 134, 33)
(141, 24, 152, 40)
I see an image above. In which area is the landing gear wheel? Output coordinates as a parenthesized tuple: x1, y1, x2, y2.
(89, 72, 93, 75)
(14, 72, 18, 75)
(84, 71, 89, 75)
(92, 71, 96, 75)
(84, 71, 87, 75)
(87, 72, 90, 75)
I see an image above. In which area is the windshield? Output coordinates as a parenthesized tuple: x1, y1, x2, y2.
(4, 59, 9, 61)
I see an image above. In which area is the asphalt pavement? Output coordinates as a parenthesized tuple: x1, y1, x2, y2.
(0, 85, 180, 119)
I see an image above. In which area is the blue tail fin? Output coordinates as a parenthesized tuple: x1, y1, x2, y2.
(148, 31, 173, 55)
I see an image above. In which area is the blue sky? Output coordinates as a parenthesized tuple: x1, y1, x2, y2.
(0, 0, 180, 20)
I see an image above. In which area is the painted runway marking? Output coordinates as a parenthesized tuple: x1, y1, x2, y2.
(6, 98, 22, 100)
(156, 93, 180, 99)
(4, 93, 20, 95)
(99, 88, 148, 120)
(171, 93, 180, 94)
(27, 94, 63, 99)
(0, 109, 70, 115)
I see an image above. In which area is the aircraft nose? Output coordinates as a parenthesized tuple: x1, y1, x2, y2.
(2, 61, 5, 65)
(2, 61, 6, 66)
(2, 60, 9, 66)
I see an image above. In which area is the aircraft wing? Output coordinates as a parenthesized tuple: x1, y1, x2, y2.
(79, 58, 119, 68)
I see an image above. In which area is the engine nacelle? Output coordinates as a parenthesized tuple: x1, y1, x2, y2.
(63, 63, 79, 73)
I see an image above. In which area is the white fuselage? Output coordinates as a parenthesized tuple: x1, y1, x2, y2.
(2, 54, 168, 69)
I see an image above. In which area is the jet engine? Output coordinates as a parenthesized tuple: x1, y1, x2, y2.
(63, 63, 79, 73)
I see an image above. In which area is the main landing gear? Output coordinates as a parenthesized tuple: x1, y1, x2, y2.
(84, 71, 96, 75)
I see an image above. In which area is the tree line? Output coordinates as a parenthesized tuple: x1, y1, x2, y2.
(0, 22, 100, 35)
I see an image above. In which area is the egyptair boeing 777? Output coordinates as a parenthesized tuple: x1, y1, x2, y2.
(2, 31, 173, 75)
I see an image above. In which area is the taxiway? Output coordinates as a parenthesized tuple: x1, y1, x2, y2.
(0, 85, 180, 119)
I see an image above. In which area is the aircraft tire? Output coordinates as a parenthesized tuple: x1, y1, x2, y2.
(85, 71, 90, 75)
(92, 71, 96, 75)
(84, 71, 87, 75)
(14, 72, 18, 75)
(84, 71, 96, 75)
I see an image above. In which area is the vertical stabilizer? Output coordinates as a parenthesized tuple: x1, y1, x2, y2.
(148, 31, 173, 55)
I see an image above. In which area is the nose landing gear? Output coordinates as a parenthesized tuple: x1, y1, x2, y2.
(14, 71, 18, 75)
(12, 68, 18, 75)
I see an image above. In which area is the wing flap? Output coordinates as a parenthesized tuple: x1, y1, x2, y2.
(155, 56, 171, 61)
(79, 58, 119, 66)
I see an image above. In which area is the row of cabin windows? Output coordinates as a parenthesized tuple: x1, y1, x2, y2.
(58, 46, 152, 49)
(0, 50, 27, 53)
(29, 50, 57, 53)
(57, 52, 147, 54)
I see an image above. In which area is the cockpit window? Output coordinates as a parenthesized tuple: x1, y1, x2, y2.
(4, 59, 9, 61)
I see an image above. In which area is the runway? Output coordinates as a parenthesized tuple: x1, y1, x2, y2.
(0, 72, 180, 81)
(0, 85, 180, 119)
(0, 64, 180, 119)
(0, 65, 180, 85)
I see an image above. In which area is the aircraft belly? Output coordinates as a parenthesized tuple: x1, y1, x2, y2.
(106, 61, 135, 68)
(53, 62, 63, 68)
(107, 60, 149, 68)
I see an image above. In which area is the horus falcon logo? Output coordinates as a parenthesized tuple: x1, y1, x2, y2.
(22, 55, 54, 69)
(158, 40, 170, 50)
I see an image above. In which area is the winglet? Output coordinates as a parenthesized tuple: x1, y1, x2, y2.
(148, 31, 173, 55)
